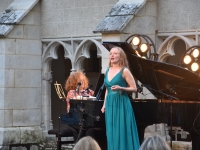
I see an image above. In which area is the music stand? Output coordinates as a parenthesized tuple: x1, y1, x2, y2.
(54, 81, 66, 100)
(54, 81, 66, 150)
(53, 82, 77, 150)
(54, 82, 89, 143)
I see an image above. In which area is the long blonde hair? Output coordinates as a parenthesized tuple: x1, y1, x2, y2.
(108, 46, 130, 69)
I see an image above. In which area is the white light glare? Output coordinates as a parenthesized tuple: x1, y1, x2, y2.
(140, 43, 149, 53)
(191, 62, 199, 72)
(192, 49, 200, 58)
(183, 55, 192, 64)
(132, 36, 141, 46)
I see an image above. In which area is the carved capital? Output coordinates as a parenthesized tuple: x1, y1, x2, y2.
(43, 71, 52, 82)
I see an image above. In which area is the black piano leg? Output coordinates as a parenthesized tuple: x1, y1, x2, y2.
(189, 129, 200, 150)
(137, 125, 147, 145)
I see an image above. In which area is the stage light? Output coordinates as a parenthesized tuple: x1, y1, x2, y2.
(135, 51, 141, 57)
(132, 36, 141, 46)
(140, 43, 149, 53)
(141, 56, 146, 59)
(191, 62, 199, 72)
(192, 49, 199, 58)
(183, 55, 192, 64)
(180, 45, 200, 75)
(126, 34, 158, 60)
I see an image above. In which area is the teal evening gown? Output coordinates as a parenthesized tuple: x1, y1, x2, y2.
(104, 68, 140, 150)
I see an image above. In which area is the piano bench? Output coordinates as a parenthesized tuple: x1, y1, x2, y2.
(48, 129, 75, 149)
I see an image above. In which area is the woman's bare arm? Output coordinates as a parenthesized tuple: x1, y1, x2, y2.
(101, 89, 107, 113)
(111, 68, 137, 93)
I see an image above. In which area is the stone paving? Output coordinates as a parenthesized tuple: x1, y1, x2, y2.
(39, 124, 192, 150)
(144, 124, 192, 150)
(38, 141, 74, 150)
(37, 138, 192, 150)
(37, 141, 191, 150)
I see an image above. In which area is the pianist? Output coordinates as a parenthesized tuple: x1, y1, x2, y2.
(64, 71, 94, 112)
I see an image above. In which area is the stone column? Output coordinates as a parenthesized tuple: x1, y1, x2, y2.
(42, 71, 52, 133)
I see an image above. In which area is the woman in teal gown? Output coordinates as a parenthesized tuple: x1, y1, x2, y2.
(101, 46, 140, 150)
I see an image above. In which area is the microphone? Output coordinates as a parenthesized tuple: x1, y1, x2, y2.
(166, 84, 177, 94)
(82, 85, 93, 93)
(75, 82, 81, 93)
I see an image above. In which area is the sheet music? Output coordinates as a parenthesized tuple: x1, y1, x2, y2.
(54, 81, 66, 99)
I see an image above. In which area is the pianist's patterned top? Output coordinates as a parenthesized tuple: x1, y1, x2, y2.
(104, 67, 140, 150)
(66, 89, 94, 112)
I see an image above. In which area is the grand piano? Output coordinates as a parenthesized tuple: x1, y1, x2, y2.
(63, 42, 200, 150)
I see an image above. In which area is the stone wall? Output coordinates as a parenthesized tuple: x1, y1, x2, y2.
(0, 0, 14, 14)
(41, 0, 118, 38)
(157, 0, 200, 31)
(120, 0, 157, 43)
(0, 1, 42, 148)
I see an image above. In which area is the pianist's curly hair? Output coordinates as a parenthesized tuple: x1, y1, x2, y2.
(109, 46, 130, 69)
(65, 71, 89, 92)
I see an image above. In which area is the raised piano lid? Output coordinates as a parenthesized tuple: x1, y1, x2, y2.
(103, 42, 200, 101)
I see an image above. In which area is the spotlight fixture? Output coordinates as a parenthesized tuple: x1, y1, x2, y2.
(192, 49, 199, 58)
(141, 56, 147, 59)
(140, 43, 149, 53)
(180, 45, 200, 74)
(125, 34, 158, 61)
(191, 62, 199, 72)
(132, 36, 141, 46)
(183, 55, 192, 65)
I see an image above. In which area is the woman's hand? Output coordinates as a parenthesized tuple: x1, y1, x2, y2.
(88, 89, 94, 96)
(111, 85, 121, 91)
(101, 106, 105, 113)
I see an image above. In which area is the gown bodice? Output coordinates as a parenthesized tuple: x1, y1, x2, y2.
(104, 68, 127, 95)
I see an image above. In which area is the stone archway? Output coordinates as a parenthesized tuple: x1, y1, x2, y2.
(157, 35, 196, 62)
(73, 38, 109, 71)
(41, 41, 72, 133)
(41, 39, 109, 134)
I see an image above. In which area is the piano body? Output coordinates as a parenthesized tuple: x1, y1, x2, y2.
(62, 42, 200, 150)
(62, 99, 160, 143)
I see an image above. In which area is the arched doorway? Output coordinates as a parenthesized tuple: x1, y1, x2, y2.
(157, 35, 195, 62)
(51, 45, 71, 129)
(50, 43, 102, 129)
(84, 43, 102, 91)
(166, 39, 186, 65)
(42, 39, 109, 132)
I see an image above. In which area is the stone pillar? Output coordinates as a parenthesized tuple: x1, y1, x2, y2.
(42, 71, 52, 133)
